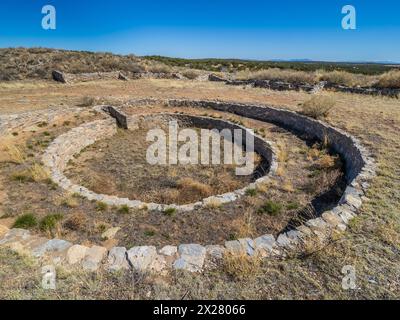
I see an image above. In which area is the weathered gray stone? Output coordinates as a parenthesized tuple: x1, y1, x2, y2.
(32, 239, 72, 257)
(238, 238, 255, 255)
(306, 218, 329, 231)
(173, 244, 206, 272)
(322, 211, 342, 227)
(205, 245, 225, 261)
(0, 229, 31, 246)
(342, 193, 362, 209)
(276, 233, 292, 247)
(127, 246, 157, 272)
(107, 247, 129, 271)
(254, 234, 277, 256)
(159, 245, 177, 257)
(66, 244, 88, 265)
(224, 240, 243, 254)
(82, 246, 107, 271)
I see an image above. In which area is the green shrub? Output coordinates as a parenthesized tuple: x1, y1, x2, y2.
(96, 201, 108, 211)
(39, 213, 63, 232)
(245, 188, 257, 197)
(286, 202, 300, 210)
(13, 213, 37, 229)
(163, 208, 176, 216)
(144, 230, 156, 237)
(117, 205, 130, 214)
(258, 200, 283, 216)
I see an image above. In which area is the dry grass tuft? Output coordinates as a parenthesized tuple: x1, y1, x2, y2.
(2, 144, 25, 164)
(301, 95, 336, 120)
(316, 154, 336, 169)
(64, 212, 86, 231)
(29, 163, 50, 182)
(60, 195, 80, 208)
(177, 177, 212, 198)
(223, 251, 262, 281)
(204, 197, 222, 209)
(182, 69, 200, 80)
(376, 70, 400, 88)
(77, 96, 96, 107)
(236, 68, 317, 84)
(231, 209, 255, 238)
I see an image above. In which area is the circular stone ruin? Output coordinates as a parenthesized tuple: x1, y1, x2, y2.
(0, 98, 376, 273)
(42, 112, 277, 212)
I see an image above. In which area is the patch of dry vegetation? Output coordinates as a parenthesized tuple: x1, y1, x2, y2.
(236, 67, 400, 89)
(301, 95, 336, 119)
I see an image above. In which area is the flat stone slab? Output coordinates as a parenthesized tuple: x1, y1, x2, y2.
(173, 244, 206, 272)
(66, 245, 88, 265)
(254, 234, 277, 256)
(31, 239, 72, 258)
(159, 245, 177, 257)
(127, 246, 157, 272)
(82, 246, 107, 271)
(107, 247, 129, 271)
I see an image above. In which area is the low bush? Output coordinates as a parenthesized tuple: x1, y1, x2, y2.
(13, 213, 37, 229)
(301, 95, 336, 120)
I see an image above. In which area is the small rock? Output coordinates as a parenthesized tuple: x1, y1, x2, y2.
(118, 72, 128, 81)
(82, 246, 107, 271)
(107, 247, 129, 271)
(52, 70, 67, 83)
(0, 229, 31, 246)
(32, 239, 72, 258)
(254, 234, 277, 256)
(66, 245, 88, 265)
(208, 74, 226, 82)
(224, 240, 243, 254)
(238, 238, 255, 255)
(322, 211, 342, 227)
(276, 233, 292, 247)
(342, 193, 362, 209)
(306, 218, 329, 231)
(127, 246, 157, 272)
(159, 245, 177, 257)
(173, 244, 206, 272)
(101, 227, 120, 240)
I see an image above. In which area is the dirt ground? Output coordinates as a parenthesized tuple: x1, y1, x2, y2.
(0, 78, 399, 300)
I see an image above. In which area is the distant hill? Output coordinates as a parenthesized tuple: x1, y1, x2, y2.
(0, 47, 150, 81)
(144, 55, 399, 75)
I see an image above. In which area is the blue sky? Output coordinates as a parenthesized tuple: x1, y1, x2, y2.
(0, 0, 399, 62)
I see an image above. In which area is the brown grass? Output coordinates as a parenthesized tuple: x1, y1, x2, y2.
(301, 95, 336, 119)
(236, 68, 317, 84)
(376, 70, 400, 88)
(177, 178, 213, 201)
(223, 251, 262, 281)
(2, 144, 25, 164)
(29, 163, 50, 182)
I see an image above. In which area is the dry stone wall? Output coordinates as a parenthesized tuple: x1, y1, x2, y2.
(43, 110, 277, 212)
(0, 99, 376, 274)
